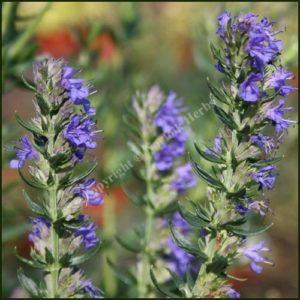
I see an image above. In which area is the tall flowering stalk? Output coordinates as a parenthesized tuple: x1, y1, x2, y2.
(151, 12, 296, 298)
(11, 58, 103, 298)
(117, 86, 196, 297)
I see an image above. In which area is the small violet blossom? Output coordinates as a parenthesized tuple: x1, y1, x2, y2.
(171, 163, 197, 195)
(64, 115, 101, 150)
(61, 67, 96, 116)
(250, 133, 276, 154)
(216, 11, 231, 40)
(238, 73, 264, 102)
(81, 280, 102, 298)
(28, 217, 50, 242)
(266, 99, 295, 134)
(266, 68, 295, 97)
(10, 136, 38, 169)
(154, 92, 188, 171)
(250, 165, 277, 190)
(75, 222, 99, 250)
(243, 241, 273, 274)
(226, 288, 240, 298)
(73, 178, 104, 206)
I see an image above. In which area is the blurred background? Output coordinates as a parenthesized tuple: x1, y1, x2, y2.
(2, 2, 298, 298)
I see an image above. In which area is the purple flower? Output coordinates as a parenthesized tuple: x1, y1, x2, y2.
(243, 241, 273, 274)
(246, 18, 282, 69)
(61, 66, 95, 116)
(64, 115, 100, 150)
(250, 133, 275, 154)
(233, 12, 257, 32)
(238, 73, 263, 102)
(250, 165, 277, 190)
(10, 136, 39, 169)
(81, 280, 102, 298)
(28, 217, 50, 242)
(75, 222, 99, 250)
(266, 99, 295, 134)
(171, 163, 197, 195)
(166, 238, 192, 275)
(235, 203, 248, 216)
(216, 11, 231, 39)
(154, 144, 177, 171)
(248, 200, 269, 216)
(206, 136, 222, 156)
(226, 288, 240, 298)
(73, 178, 104, 206)
(266, 68, 295, 97)
(214, 62, 225, 73)
(154, 136, 186, 171)
(154, 91, 185, 135)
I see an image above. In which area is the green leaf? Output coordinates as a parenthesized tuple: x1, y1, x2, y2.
(227, 223, 274, 236)
(15, 113, 43, 135)
(123, 114, 141, 139)
(206, 254, 228, 275)
(18, 169, 47, 190)
(45, 247, 54, 264)
(178, 202, 209, 228)
(169, 221, 206, 258)
(191, 201, 211, 223)
(165, 267, 184, 290)
(48, 152, 73, 169)
(221, 217, 247, 227)
(191, 159, 224, 190)
(252, 156, 283, 167)
(122, 185, 145, 208)
(150, 266, 180, 298)
(207, 78, 228, 105)
(36, 94, 50, 115)
(15, 247, 45, 269)
(185, 265, 196, 289)
(107, 258, 137, 286)
(2, 223, 30, 243)
(155, 200, 178, 217)
(60, 163, 97, 188)
(115, 235, 141, 253)
(194, 141, 225, 164)
(23, 190, 44, 215)
(213, 105, 236, 130)
(21, 74, 36, 91)
(17, 268, 40, 298)
(70, 241, 102, 265)
(223, 272, 247, 282)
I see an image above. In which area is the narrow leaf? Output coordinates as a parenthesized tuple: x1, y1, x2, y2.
(70, 241, 102, 265)
(194, 141, 225, 164)
(17, 268, 39, 298)
(227, 223, 274, 236)
(115, 235, 141, 253)
(23, 190, 44, 215)
(150, 266, 180, 298)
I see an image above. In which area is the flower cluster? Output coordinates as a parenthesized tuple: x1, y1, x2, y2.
(153, 91, 197, 194)
(153, 12, 296, 298)
(11, 58, 103, 298)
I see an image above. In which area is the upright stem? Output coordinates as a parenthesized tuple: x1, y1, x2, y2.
(47, 122, 60, 298)
(137, 129, 155, 297)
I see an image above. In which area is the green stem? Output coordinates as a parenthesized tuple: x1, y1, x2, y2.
(49, 187, 59, 298)
(137, 130, 155, 297)
(47, 125, 60, 298)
